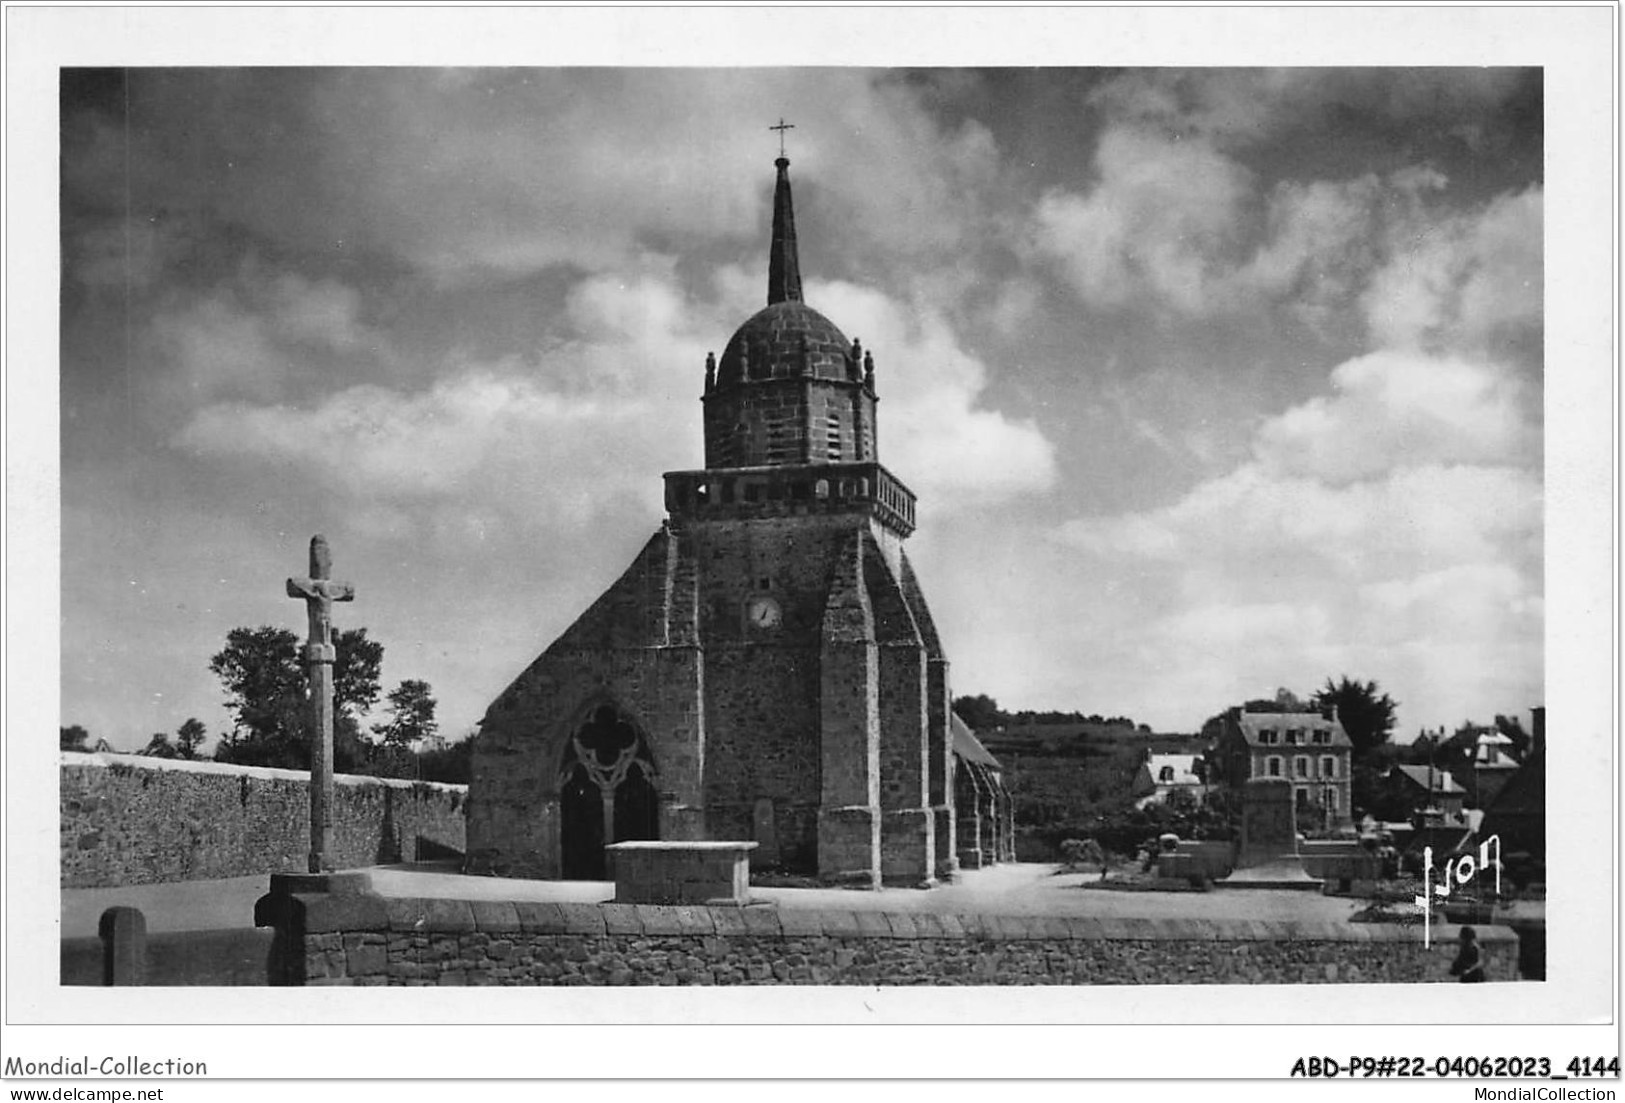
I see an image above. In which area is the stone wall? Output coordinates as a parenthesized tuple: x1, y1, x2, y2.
(263, 894, 1520, 987)
(61, 753, 466, 888)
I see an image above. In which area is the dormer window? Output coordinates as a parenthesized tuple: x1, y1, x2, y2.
(1158, 766, 1175, 783)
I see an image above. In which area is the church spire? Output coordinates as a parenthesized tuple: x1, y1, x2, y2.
(767, 156, 803, 305)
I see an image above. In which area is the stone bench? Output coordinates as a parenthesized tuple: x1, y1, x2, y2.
(605, 841, 757, 905)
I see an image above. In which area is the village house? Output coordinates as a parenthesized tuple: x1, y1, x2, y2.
(1478, 707, 1546, 866)
(1452, 728, 1523, 808)
(1130, 751, 1204, 810)
(1386, 763, 1469, 821)
(1210, 706, 1354, 830)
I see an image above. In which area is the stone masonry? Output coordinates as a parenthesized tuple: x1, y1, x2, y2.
(468, 155, 999, 887)
(61, 752, 465, 888)
(260, 893, 1521, 987)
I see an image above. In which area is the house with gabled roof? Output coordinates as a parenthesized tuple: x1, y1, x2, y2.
(1387, 763, 1468, 820)
(1478, 708, 1545, 864)
(1130, 752, 1204, 810)
(1211, 706, 1353, 829)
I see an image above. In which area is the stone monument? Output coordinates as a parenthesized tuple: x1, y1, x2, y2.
(1223, 777, 1321, 889)
(285, 534, 354, 873)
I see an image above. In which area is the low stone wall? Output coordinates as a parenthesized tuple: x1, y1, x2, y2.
(259, 892, 1520, 987)
(61, 753, 466, 888)
(61, 927, 276, 986)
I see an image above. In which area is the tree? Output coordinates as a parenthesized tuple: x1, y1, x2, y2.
(952, 694, 1007, 731)
(175, 718, 207, 760)
(209, 625, 383, 771)
(60, 725, 91, 752)
(209, 626, 303, 764)
(1314, 676, 1397, 759)
(140, 731, 179, 758)
(1243, 687, 1312, 713)
(418, 732, 475, 785)
(373, 679, 438, 755)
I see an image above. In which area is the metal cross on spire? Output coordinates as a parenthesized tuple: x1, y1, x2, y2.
(769, 117, 795, 158)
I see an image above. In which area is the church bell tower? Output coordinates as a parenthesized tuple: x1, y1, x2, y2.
(472, 150, 958, 888)
(662, 152, 953, 886)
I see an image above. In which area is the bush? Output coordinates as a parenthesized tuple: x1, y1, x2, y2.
(1059, 837, 1106, 871)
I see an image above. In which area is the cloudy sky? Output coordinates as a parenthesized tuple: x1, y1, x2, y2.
(57, 63, 1547, 750)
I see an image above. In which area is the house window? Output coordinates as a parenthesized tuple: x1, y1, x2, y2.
(1321, 756, 1336, 778)
(1258, 729, 1277, 745)
(1313, 730, 1330, 745)
(1324, 787, 1338, 811)
(1295, 756, 1309, 778)
(1267, 757, 1282, 778)
(1286, 729, 1301, 745)
(1158, 766, 1175, 783)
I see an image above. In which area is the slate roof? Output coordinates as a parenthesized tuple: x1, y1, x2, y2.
(951, 713, 1002, 770)
(1234, 710, 1350, 747)
(1144, 753, 1202, 787)
(1392, 764, 1466, 794)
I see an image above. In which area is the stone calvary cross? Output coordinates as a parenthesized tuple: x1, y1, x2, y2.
(286, 534, 354, 873)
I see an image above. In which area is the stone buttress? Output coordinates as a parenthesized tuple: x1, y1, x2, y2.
(467, 151, 965, 886)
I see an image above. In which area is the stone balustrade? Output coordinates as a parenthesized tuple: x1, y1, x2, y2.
(663, 461, 916, 535)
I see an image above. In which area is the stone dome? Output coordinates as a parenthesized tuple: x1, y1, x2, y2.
(714, 300, 855, 388)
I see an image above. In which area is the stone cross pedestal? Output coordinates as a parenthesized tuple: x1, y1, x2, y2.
(286, 534, 354, 873)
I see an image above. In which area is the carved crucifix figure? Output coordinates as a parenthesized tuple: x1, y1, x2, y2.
(286, 534, 355, 873)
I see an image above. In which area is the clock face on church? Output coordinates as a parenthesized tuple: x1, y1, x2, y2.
(746, 595, 782, 630)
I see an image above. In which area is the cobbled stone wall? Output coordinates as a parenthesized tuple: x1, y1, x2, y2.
(271, 896, 1520, 987)
(61, 753, 466, 888)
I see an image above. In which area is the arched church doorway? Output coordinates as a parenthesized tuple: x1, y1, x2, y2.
(558, 704, 659, 880)
(614, 762, 659, 843)
(560, 766, 604, 879)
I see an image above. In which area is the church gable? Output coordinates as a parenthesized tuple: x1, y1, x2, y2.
(544, 529, 682, 655)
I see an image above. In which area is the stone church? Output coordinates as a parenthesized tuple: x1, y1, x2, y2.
(467, 154, 1012, 886)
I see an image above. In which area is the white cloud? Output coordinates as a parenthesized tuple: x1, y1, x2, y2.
(144, 264, 391, 413)
(261, 271, 373, 351)
(102, 70, 1009, 291)
(1088, 69, 1530, 150)
(1033, 127, 1254, 315)
(1034, 105, 1542, 353)
(149, 294, 293, 405)
(1363, 187, 1543, 352)
(1252, 350, 1537, 483)
(812, 279, 1057, 505)
(172, 267, 1054, 534)
(1055, 343, 1542, 731)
